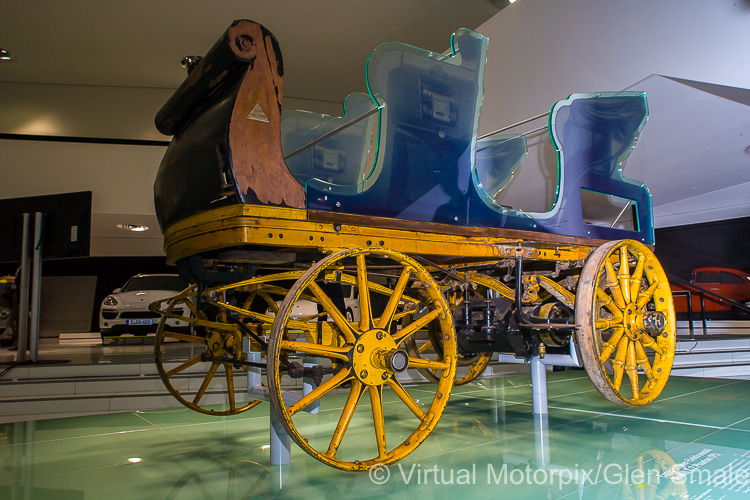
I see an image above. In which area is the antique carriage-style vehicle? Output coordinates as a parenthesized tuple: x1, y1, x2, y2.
(150, 20, 675, 471)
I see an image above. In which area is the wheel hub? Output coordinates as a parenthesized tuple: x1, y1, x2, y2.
(206, 329, 240, 357)
(351, 329, 403, 385)
(622, 304, 666, 340)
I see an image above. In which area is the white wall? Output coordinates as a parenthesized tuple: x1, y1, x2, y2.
(476, 0, 750, 226)
(478, 0, 750, 131)
(0, 83, 341, 257)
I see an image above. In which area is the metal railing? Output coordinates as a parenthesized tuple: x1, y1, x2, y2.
(668, 273, 750, 337)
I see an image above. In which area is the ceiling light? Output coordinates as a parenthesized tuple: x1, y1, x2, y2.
(0, 49, 12, 61)
(116, 224, 149, 232)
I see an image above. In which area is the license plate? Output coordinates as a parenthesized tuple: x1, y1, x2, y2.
(126, 319, 153, 326)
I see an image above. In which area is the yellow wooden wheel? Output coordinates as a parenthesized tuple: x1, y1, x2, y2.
(153, 284, 264, 416)
(576, 240, 675, 406)
(266, 247, 456, 471)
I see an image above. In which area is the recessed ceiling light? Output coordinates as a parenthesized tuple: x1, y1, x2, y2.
(0, 49, 12, 61)
(116, 224, 149, 232)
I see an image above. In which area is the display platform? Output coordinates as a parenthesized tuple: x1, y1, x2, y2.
(2, 371, 749, 499)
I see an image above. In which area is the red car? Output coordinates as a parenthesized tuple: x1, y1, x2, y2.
(672, 267, 750, 314)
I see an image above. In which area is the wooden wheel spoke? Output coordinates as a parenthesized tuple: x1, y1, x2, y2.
(163, 330, 207, 344)
(640, 333, 665, 356)
(326, 380, 366, 457)
(356, 255, 373, 331)
(417, 340, 433, 354)
(596, 288, 624, 319)
(599, 327, 625, 364)
(278, 339, 350, 362)
(376, 266, 412, 331)
(626, 340, 640, 400)
(604, 259, 627, 310)
(369, 385, 388, 459)
(308, 281, 356, 343)
(618, 246, 632, 304)
(634, 340, 655, 382)
(193, 362, 220, 405)
(629, 254, 646, 302)
(165, 354, 202, 378)
(595, 318, 621, 330)
(386, 379, 426, 420)
(612, 336, 629, 391)
(295, 311, 329, 322)
(635, 281, 659, 310)
(392, 309, 441, 344)
(288, 368, 353, 416)
(260, 291, 284, 312)
(183, 298, 206, 320)
(408, 356, 450, 371)
(225, 364, 236, 411)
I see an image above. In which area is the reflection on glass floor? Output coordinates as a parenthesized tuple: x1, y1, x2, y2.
(2, 371, 750, 499)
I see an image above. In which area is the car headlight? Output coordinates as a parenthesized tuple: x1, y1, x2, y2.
(103, 295, 118, 306)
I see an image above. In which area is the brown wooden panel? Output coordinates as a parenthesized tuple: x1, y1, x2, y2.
(228, 21, 305, 209)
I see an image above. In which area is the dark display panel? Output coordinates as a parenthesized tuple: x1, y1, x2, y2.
(0, 191, 92, 262)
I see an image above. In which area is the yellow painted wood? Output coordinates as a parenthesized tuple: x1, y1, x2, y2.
(161, 204, 593, 265)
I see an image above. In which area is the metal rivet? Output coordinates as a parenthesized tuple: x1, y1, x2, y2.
(360, 370, 368, 378)
(382, 373, 388, 380)
(356, 344, 364, 353)
(376, 331, 384, 340)
(366, 240, 372, 245)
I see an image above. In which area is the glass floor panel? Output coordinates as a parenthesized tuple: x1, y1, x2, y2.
(2, 371, 749, 499)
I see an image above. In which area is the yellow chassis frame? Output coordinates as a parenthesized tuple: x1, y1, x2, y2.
(163, 204, 604, 267)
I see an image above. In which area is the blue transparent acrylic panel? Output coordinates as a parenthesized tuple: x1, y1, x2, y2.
(472, 134, 528, 210)
(298, 27, 653, 244)
(281, 93, 378, 188)
(307, 28, 488, 221)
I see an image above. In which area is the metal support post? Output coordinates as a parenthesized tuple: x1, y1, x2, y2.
(530, 356, 548, 415)
(243, 340, 291, 467)
(533, 413, 550, 468)
(16, 214, 33, 362)
(29, 212, 43, 362)
(269, 405, 291, 466)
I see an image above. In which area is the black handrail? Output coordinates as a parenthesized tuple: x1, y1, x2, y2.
(668, 274, 750, 313)
(668, 273, 750, 337)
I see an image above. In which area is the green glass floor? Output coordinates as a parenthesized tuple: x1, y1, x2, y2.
(2, 370, 749, 499)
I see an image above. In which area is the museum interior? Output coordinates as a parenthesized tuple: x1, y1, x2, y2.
(1, 0, 750, 498)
